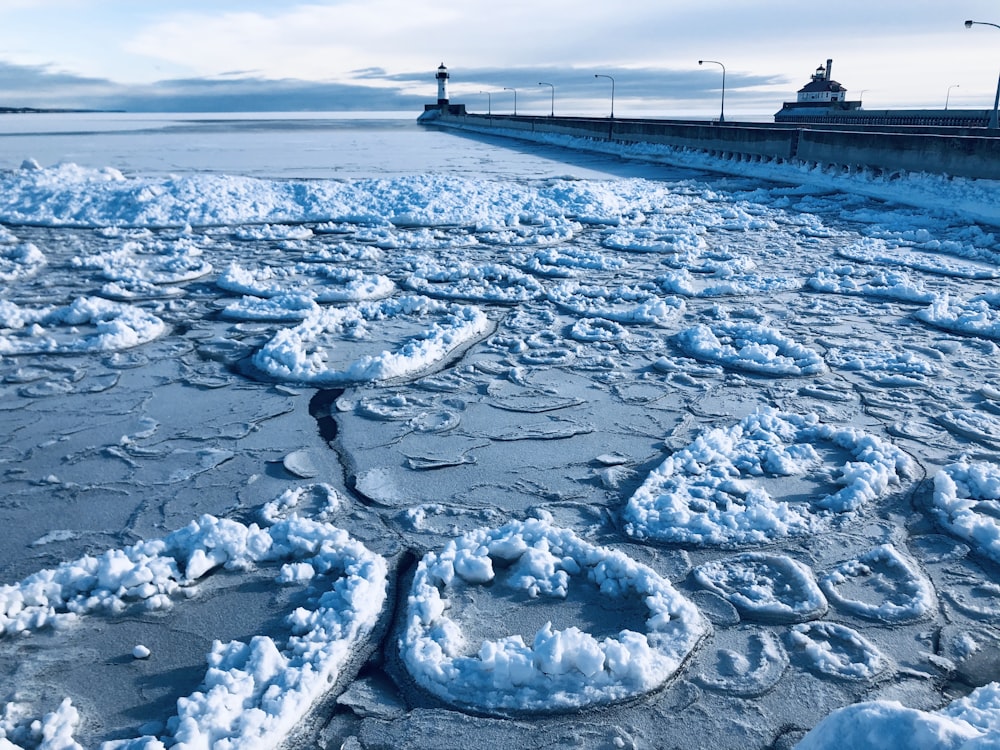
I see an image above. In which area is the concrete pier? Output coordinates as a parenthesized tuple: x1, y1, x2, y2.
(418, 110, 1000, 180)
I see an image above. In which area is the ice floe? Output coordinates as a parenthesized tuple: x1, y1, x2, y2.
(674, 321, 826, 376)
(917, 293, 1000, 340)
(838, 237, 1000, 279)
(796, 681, 1000, 750)
(403, 261, 544, 303)
(0, 242, 46, 282)
(217, 262, 394, 303)
(71, 238, 212, 285)
(786, 621, 888, 681)
(623, 408, 915, 547)
(658, 268, 801, 298)
(510, 246, 627, 278)
(221, 292, 321, 322)
(251, 295, 492, 385)
(547, 282, 685, 326)
(0, 514, 387, 750)
(694, 630, 789, 696)
(819, 543, 936, 623)
(807, 264, 934, 303)
(692, 552, 828, 623)
(932, 460, 1000, 564)
(0, 296, 166, 355)
(399, 517, 709, 713)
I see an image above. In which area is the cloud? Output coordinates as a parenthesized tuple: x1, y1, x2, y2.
(0, 60, 425, 112)
(120, 3, 458, 81)
(0, 61, 122, 107)
(115, 77, 427, 112)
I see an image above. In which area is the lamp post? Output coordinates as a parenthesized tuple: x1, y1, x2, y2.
(859, 89, 868, 108)
(964, 20, 1000, 128)
(538, 82, 555, 116)
(946, 84, 960, 110)
(504, 87, 517, 116)
(594, 74, 615, 118)
(479, 91, 492, 115)
(698, 59, 726, 123)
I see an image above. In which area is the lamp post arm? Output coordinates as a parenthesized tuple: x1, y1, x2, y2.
(594, 74, 615, 118)
(503, 87, 517, 116)
(965, 20, 1000, 128)
(698, 59, 726, 123)
(538, 82, 554, 117)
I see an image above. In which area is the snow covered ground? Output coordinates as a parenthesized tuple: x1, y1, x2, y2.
(2, 112, 1000, 748)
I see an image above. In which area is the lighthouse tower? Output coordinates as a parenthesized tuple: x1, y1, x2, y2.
(436, 63, 450, 105)
(419, 62, 464, 120)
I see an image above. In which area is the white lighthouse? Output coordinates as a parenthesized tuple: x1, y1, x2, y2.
(436, 63, 450, 105)
(418, 63, 465, 120)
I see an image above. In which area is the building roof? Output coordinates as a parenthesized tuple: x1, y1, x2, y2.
(798, 79, 845, 94)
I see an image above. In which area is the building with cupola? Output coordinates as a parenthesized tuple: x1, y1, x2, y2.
(796, 60, 852, 104)
(774, 59, 861, 119)
(775, 58, 990, 127)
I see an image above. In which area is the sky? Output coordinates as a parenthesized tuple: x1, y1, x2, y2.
(2, 1, 1000, 116)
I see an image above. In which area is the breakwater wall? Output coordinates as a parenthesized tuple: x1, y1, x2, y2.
(422, 111, 1000, 180)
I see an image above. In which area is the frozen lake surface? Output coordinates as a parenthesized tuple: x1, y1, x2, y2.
(2, 112, 1000, 749)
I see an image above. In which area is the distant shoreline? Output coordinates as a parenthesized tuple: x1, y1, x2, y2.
(0, 107, 122, 114)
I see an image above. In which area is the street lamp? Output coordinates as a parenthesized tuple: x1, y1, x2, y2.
(964, 20, 1000, 128)
(479, 91, 492, 115)
(698, 59, 726, 123)
(538, 82, 555, 117)
(859, 89, 869, 108)
(594, 74, 615, 118)
(946, 84, 960, 110)
(504, 87, 517, 116)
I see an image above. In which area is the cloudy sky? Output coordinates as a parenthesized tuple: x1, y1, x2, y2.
(1, 1, 999, 116)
